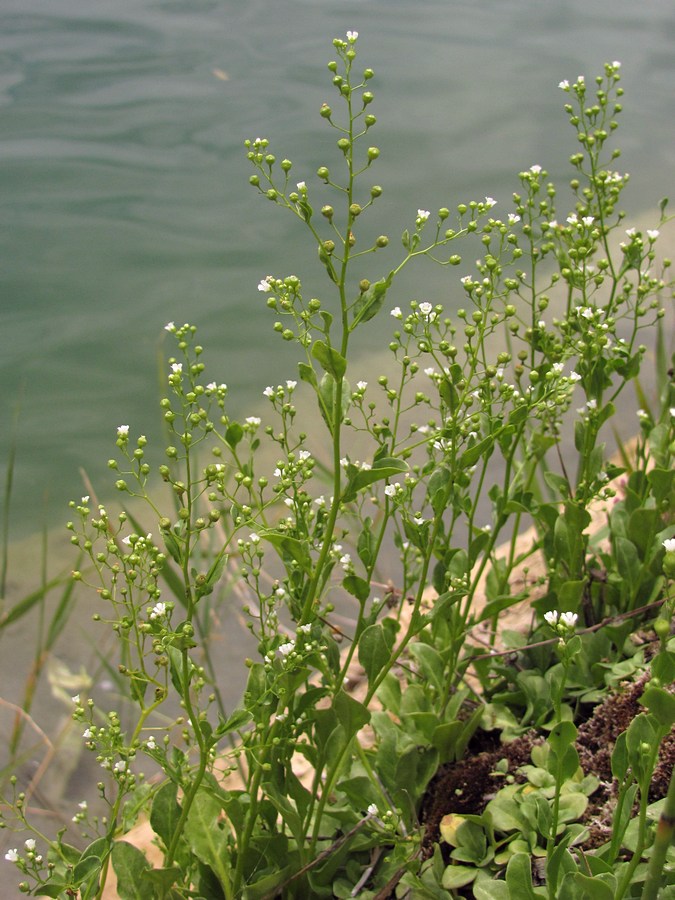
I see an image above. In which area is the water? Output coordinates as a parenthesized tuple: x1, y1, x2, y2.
(2, 0, 674, 537)
(1, 0, 674, 825)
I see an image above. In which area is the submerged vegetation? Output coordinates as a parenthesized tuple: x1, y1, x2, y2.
(1, 32, 674, 900)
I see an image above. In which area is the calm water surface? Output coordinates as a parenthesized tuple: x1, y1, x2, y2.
(2, 0, 674, 536)
(0, 0, 674, 820)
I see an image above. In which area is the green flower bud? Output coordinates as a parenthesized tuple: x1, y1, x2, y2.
(359, 279, 370, 293)
(317, 166, 330, 181)
(376, 235, 389, 248)
(370, 185, 382, 197)
(364, 113, 377, 127)
(266, 188, 277, 201)
(320, 103, 332, 118)
(363, 68, 374, 80)
(349, 203, 362, 217)
(362, 91, 374, 105)
(321, 205, 334, 219)
(249, 175, 260, 187)
(337, 138, 350, 152)
(367, 146, 380, 160)
(280, 158, 292, 172)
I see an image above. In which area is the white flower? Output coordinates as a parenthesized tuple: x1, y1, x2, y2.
(298, 623, 312, 635)
(164, 321, 175, 332)
(117, 425, 130, 437)
(249, 532, 260, 544)
(484, 196, 496, 208)
(417, 209, 430, 222)
(286, 380, 297, 390)
(278, 641, 295, 657)
(612, 60, 621, 69)
(367, 803, 378, 816)
(547, 219, 558, 229)
(569, 370, 582, 382)
(460, 275, 472, 285)
(346, 30, 358, 41)
(24, 840, 36, 851)
(625, 227, 637, 237)
(558, 80, 570, 90)
(384, 483, 398, 498)
(424, 367, 435, 377)
(356, 380, 368, 391)
(245, 416, 261, 426)
(418, 301, 433, 318)
(646, 229, 660, 240)
(170, 362, 183, 375)
(390, 306, 402, 319)
(78, 801, 87, 810)
(663, 538, 675, 553)
(296, 181, 306, 192)
(670, 408, 675, 418)
(71, 694, 80, 704)
(581, 216, 594, 227)
(544, 610, 559, 627)
(113, 760, 127, 774)
(146, 736, 157, 751)
(263, 386, 275, 398)
(315, 495, 326, 507)
(149, 602, 167, 620)
(298, 449, 311, 461)
(508, 213, 521, 225)
(83, 728, 93, 739)
(560, 611, 578, 629)
(576, 75, 585, 85)
(529, 165, 542, 175)
(552, 362, 564, 374)
(339, 553, 352, 569)
(567, 214, 579, 226)
(258, 278, 272, 292)
(4, 849, 19, 863)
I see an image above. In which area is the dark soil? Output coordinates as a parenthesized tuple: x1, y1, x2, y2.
(420, 672, 675, 856)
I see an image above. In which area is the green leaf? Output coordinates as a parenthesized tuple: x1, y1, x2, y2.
(641, 685, 675, 727)
(341, 456, 408, 503)
(427, 466, 451, 515)
(312, 339, 347, 380)
(184, 790, 232, 891)
(358, 621, 396, 683)
(111, 842, 152, 900)
(150, 781, 182, 851)
(350, 272, 393, 329)
(342, 574, 370, 602)
(333, 690, 371, 739)
(505, 851, 540, 899)
(441, 864, 477, 889)
(259, 531, 312, 573)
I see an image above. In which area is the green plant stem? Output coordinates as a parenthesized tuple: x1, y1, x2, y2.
(641, 761, 675, 900)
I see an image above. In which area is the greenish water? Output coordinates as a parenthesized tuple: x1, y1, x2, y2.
(2, 0, 674, 536)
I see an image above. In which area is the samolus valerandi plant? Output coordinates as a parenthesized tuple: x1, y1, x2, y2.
(1, 33, 674, 900)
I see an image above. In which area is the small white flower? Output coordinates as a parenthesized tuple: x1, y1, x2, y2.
(164, 321, 175, 332)
(625, 227, 637, 237)
(529, 165, 542, 175)
(24, 839, 36, 852)
(286, 380, 297, 390)
(150, 602, 167, 620)
(5, 849, 19, 863)
(367, 803, 379, 816)
(417, 209, 430, 222)
(117, 425, 130, 437)
(390, 306, 402, 319)
(340, 553, 352, 569)
(170, 362, 182, 375)
(113, 760, 128, 774)
(484, 196, 496, 208)
(460, 275, 472, 285)
(83, 728, 93, 739)
(146, 736, 157, 751)
(552, 362, 564, 374)
(249, 533, 260, 544)
(78, 800, 87, 810)
(567, 214, 579, 226)
(576, 75, 585, 85)
(418, 301, 433, 318)
(298, 449, 311, 461)
(356, 380, 368, 391)
(296, 181, 306, 192)
(646, 229, 660, 240)
(612, 60, 621, 69)
(544, 610, 559, 627)
(582, 216, 594, 227)
(558, 80, 570, 90)
(424, 367, 435, 377)
(346, 30, 358, 41)
(637, 409, 649, 420)
(384, 483, 398, 498)
(298, 623, 312, 635)
(263, 386, 275, 398)
(245, 416, 261, 426)
(258, 278, 272, 292)
(663, 538, 675, 553)
(669, 408, 675, 418)
(569, 370, 582, 382)
(560, 611, 578, 629)
(547, 219, 558, 229)
(508, 213, 521, 225)
(278, 641, 295, 657)
(315, 495, 326, 507)
(71, 694, 80, 704)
